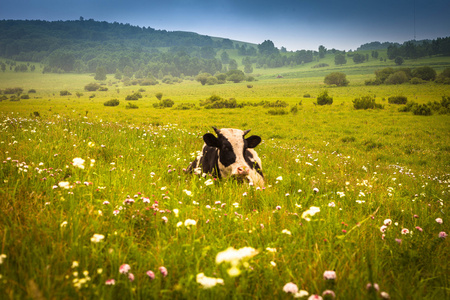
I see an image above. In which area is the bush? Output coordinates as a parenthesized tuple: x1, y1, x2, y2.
(155, 92, 163, 100)
(174, 103, 197, 110)
(365, 79, 382, 86)
(4, 87, 24, 94)
(412, 66, 436, 81)
(140, 78, 158, 86)
(60, 90, 71, 96)
(28, 89, 36, 93)
(375, 68, 395, 83)
(104, 99, 120, 106)
(125, 92, 142, 100)
(206, 77, 218, 85)
(199, 95, 241, 109)
(20, 94, 30, 99)
(312, 63, 329, 69)
(98, 87, 108, 91)
(303, 93, 311, 98)
(385, 71, 408, 84)
(153, 99, 174, 108)
(263, 100, 288, 108)
(353, 96, 383, 110)
(398, 101, 417, 112)
(316, 91, 333, 105)
(435, 67, 450, 84)
(290, 105, 299, 114)
(410, 77, 426, 84)
(388, 96, 407, 104)
(324, 72, 349, 86)
(412, 104, 432, 116)
(267, 108, 288, 115)
(84, 83, 100, 91)
(125, 102, 139, 109)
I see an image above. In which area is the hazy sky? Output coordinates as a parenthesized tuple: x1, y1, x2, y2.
(1, 0, 449, 51)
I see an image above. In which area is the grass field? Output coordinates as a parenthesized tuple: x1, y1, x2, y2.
(0, 56, 449, 299)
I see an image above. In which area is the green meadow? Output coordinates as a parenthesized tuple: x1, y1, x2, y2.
(0, 57, 449, 299)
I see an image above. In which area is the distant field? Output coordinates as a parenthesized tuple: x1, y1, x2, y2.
(0, 55, 449, 299)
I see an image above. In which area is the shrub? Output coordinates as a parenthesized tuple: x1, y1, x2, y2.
(388, 96, 407, 104)
(263, 100, 288, 108)
(247, 85, 253, 88)
(353, 96, 383, 110)
(398, 101, 417, 112)
(410, 77, 426, 84)
(125, 92, 142, 100)
(84, 83, 100, 91)
(155, 92, 163, 100)
(28, 89, 36, 93)
(303, 93, 311, 98)
(385, 71, 408, 84)
(206, 77, 218, 85)
(199, 95, 241, 109)
(290, 105, 299, 114)
(98, 87, 108, 91)
(316, 91, 333, 105)
(365, 79, 382, 86)
(412, 104, 432, 116)
(60, 90, 71, 96)
(104, 99, 120, 107)
(125, 102, 139, 109)
(412, 66, 436, 81)
(174, 103, 196, 110)
(20, 94, 30, 99)
(153, 99, 174, 108)
(140, 78, 158, 86)
(324, 72, 349, 86)
(267, 108, 288, 115)
(4, 87, 24, 94)
(312, 63, 329, 69)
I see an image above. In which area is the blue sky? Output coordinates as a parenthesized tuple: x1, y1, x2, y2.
(1, 0, 449, 51)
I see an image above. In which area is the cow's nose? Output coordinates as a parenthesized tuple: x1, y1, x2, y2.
(236, 166, 249, 175)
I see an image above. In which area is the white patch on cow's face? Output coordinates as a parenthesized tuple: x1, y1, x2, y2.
(216, 128, 246, 176)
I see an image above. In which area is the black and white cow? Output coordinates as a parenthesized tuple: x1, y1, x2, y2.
(186, 127, 264, 186)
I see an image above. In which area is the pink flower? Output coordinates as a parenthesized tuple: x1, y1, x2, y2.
(276, 206, 281, 210)
(439, 231, 448, 238)
(323, 270, 336, 280)
(366, 283, 380, 291)
(105, 279, 115, 285)
(322, 290, 336, 298)
(128, 273, 135, 281)
(383, 219, 392, 226)
(395, 238, 402, 244)
(103, 201, 110, 205)
(380, 225, 388, 233)
(162, 216, 168, 223)
(119, 264, 131, 274)
(380, 291, 390, 299)
(282, 282, 299, 294)
(146, 270, 155, 280)
(159, 266, 168, 277)
(415, 226, 423, 232)
(435, 218, 443, 224)
(401, 228, 410, 235)
(308, 295, 323, 300)
(113, 210, 120, 216)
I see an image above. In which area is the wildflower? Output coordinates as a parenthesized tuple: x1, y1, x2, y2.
(103, 201, 110, 205)
(308, 295, 323, 300)
(119, 264, 131, 274)
(384, 219, 392, 226)
(162, 216, 168, 223)
(184, 219, 197, 227)
(159, 266, 168, 277)
(395, 238, 402, 244)
(60, 221, 68, 227)
(105, 279, 115, 285)
(435, 218, 443, 224)
(283, 282, 299, 294)
(72, 158, 85, 169)
(322, 290, 336, 299)
(71, 261, 79, 268)
(176, 221, 183, 227)
(328, 202, 335, 207)
(380, 291, 390, 299)
(58, 181, 71, 189)
(146, 270, 155, 280)
(323, 270, 336, 280)
(90, 234, 105, 243)
(276, 176, 283, 181)
(183, 189, 192, 196)
(401, 228, 410, 235)
(282, 229, 292, 235)
(97, 268, 103, 274)
(294, 290, 309, 298)
(301, 206, 320, 221)
(313, 188, 319, 193)
(205, 179, 214, 186)
(270, 261, 276, 267)
(0, 254, 7, 264)
(439, 231, 448, 238)
(380, 225, 388, 233)
(266, 247, 277, 252)
(415, 226, 423, 232)
(215, 246, 258, 276)
(276, 206, 281, 210)
(366, 283, 380, 291)
(196, 273, 224, 289)
(113, 210, 120, 216)
(128, 273, 135, 281)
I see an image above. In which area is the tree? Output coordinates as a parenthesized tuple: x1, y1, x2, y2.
(324, 72, 349, 86)
(228, 59, 238, 70)
(258, 40, 278, 55)
(226, 69, 246, 83)
(353, 53, 366, 64)
(317, 91, 333, 105)
(318, 45, 327, 59)
(394, 56, 404, 66)
(334, 54, 347, 65)
(221, 51, 230, 64)
(244, 64, 253, 74)
(196, 73, 212, 85)
(95, 66, 107, 81)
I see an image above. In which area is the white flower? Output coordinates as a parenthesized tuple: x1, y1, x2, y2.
(283, 282, 298, 294)
(183, 189, 192, 196)
(282, 229, 292, 235)
(196, 273, 224, 289)
(173, 208, 179, 217)
(0, 254, 7, 264)
(384, 219, 392, 226)
(205, 179, 214, 186)
(90, 234, 105, 243)
(294, 290, 309, 298)
(176, 221, 183, 227)
(184, 219, 197, 227)
(301, 206, 320, 221)
(270, 261, 276, 267)
(328, 202, 336, 207)
(58, 181, 71, 189)
(60, 221, 68, 227)
(436, 218, 443, 224)
(266, 247, 277, 252)
(215, 247, 258, 265)
(276, 176, 283, 181)
(72, 158, 85, 169)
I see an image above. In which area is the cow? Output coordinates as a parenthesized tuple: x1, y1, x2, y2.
(186, 127, 264, 186)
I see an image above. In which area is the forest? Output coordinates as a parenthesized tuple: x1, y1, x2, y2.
(0, 19, 449, 79)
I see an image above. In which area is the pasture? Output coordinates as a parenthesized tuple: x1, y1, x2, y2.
(0, 65, 449, 299)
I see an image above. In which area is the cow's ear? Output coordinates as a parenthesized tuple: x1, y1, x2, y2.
(203, 133, 220, 148)
(246, 135, 261, 148)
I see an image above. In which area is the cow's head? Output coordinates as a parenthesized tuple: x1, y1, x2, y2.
(203, 127, 261, 179)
